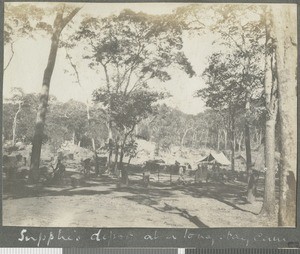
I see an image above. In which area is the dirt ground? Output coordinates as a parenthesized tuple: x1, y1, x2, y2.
(3, 170, 278, 228)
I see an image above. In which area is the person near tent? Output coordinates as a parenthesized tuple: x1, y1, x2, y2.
(177, 163, 187, 185)
(142, 162, 150, 187)
(248, 165, 259, 196)
(81, 158, 92, 176)
(52, 157, 66, 182)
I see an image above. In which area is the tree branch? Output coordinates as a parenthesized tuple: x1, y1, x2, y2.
(222, 31, 246, 54)
(102, 64, 111, 92)
(61, 7, 82, 31)
(123, 42, 145, 94)
(65, 47, 81, 86)
(127, 75, 151, 96)
(4, 41, 15, 71)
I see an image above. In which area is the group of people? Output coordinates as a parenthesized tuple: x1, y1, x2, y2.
(142, 160, 187, 187)
(196, 162, 225, 183)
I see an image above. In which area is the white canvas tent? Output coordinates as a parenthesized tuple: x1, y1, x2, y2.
(197, 151, 231, 166)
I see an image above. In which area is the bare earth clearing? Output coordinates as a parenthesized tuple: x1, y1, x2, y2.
(3, 169, 277, 228)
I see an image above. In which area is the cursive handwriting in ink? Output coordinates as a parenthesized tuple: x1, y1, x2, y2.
(183, 229, 215, 246)
(226, 230, 249, 246)
(18, 229, 80, 247)
(143, 230, 160, 240)
(254, 233, 286, 243)
(90, 229, 134, 246)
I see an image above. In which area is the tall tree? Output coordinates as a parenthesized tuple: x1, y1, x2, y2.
(30, 4, 81, 181)
(260, 7, 278, 217)
(198, 5, 265, 203)
(94, 89, 162, 183)
(3, 91, 39, 144)
(272, 5, 297, 226)
(5, 87, 25, 145)
(215, 5, 265, 174)
(197, 48, 263, 171)
(77, 9, 195, 172)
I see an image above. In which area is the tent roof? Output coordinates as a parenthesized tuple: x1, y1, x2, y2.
(197, 151, 231, 166)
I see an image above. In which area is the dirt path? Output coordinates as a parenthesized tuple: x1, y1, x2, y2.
(3, 173, 277, 227)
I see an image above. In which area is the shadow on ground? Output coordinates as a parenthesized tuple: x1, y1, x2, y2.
(3, 169, 274, 227)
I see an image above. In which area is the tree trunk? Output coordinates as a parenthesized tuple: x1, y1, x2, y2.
(254, 128, 261, 148)
(86, 100, 99, 175)
(223, 129, 227, 150)
(198, 131, 204, 148)
(4, 41, 15, 72)
(102, 62, 114, 172)
(230, 112, 235, 171)
(245, 92, 254, 202)
(258, 129, 262, 148)
(128, 156, 133, 165)
(272, 6, 297, 226)
(181, 128, 192, 149)
(12, 101, 21, 145)
(29, 6, 80, 182)
(119, 126, 135, 184)
(107, 121, 113, 171)
(192, 130, 197, 148)
(155, 141, 160, 157)
(247, 171, 258, 204)
(261, 118, 277, 215)
(245, 99, 252, 173)
(246, 122, 254, 202)
(135, 123, 139, 136)
(236, 132, 243, 153)
(93, 149, 99, 175)
(260, 8, 278, 217)
(91, 138, 99, 175)
(114, 140, 119, 175)
(29, 20, 62, 181)
(72, 131, 76, 145)
(119, 145, 128, 185)
(217, 129, 220, 151)
(204, 129, 209, 148)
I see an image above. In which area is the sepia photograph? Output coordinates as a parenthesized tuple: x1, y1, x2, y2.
(2, 2, 297, 228)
